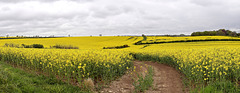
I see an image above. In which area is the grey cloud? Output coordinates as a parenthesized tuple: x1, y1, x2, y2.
(0, 0, 94, 3)
(0, 0, 240, 36)
(0, 2, 90, 21)
(90, 5, 134, 19)
(1, 6, 11, 11)
(0, 0, 29, 3)
(190, 0, 225, 6)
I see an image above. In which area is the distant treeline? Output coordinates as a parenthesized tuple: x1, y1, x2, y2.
(191, 29, 240, 37)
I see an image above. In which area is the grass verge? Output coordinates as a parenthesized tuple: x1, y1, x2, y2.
(0, 61, 90, 93)
(191, 81, 240, 93)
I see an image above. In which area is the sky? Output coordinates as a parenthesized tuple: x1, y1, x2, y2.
(0, 0, 240, 36)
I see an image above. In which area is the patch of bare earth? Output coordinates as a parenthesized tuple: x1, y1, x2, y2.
(101, 61, 187, 93)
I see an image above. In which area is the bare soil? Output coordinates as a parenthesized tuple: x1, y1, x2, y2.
(101, 61, 187, 93)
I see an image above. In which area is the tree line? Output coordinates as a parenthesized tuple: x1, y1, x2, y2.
(191, 29, 240, 37)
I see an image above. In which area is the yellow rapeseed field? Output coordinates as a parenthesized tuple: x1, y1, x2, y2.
(0, 36, 143, 49)
(0, 47, 133, 82)
(142, 36, 240, 44)
(0, 36, 239, 88)
(133, 47, 240, 84)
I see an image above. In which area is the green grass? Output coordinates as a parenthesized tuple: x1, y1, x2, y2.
(190, 81, 240, 93)
(0, 61, 90, 93)
(133, 66, 154, 92)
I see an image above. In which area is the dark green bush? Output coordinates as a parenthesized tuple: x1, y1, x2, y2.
(21, 44, 44, 48)
(4, 43, 44, 48)
(50, 44, 79, 49)
(32, 44, 44, 48)
(4, 43, 20, 48)
(103, 44, 130, 49)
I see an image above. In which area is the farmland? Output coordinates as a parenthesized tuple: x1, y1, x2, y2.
(0, 36, 240, 92)
(0, 36, 143, 49)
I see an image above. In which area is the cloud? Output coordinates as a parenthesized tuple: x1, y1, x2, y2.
(0, 0, 95, 3)
(0, 0, 240, 36)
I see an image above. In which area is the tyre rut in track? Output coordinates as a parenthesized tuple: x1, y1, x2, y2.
(101, 61, 186, 93)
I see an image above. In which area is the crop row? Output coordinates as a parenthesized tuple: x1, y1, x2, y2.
(133, 47, 240, 87)
(0, 48, 133, 84)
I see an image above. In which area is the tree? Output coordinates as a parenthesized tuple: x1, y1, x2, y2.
(180, 34, 185, 36)
(191, 29, 237, 37)
(216, 30, 226, 36)
(230, 31, 237, 37)
(142, 34, 147, 40)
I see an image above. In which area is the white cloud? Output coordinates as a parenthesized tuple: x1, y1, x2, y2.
(0, 0, 240, 36)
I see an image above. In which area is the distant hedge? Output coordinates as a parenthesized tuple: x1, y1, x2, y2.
(4, 43, 44, 48)
(103, 45, 130, 49)
(50, 44, 79, 49)
(134, 39, 240, 45)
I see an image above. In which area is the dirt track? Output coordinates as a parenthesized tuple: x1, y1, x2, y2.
(101, 61, 186, 93)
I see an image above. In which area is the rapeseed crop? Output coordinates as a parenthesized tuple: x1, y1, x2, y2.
(0, 36, 239, 91)
(133, 47, 240, 85)
(0, 36, 142, 49)
(0, 48, 133, 83)
(143, 36, 240, 44)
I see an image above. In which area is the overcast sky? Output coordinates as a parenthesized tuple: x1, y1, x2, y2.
(0, 0, 240, 36)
